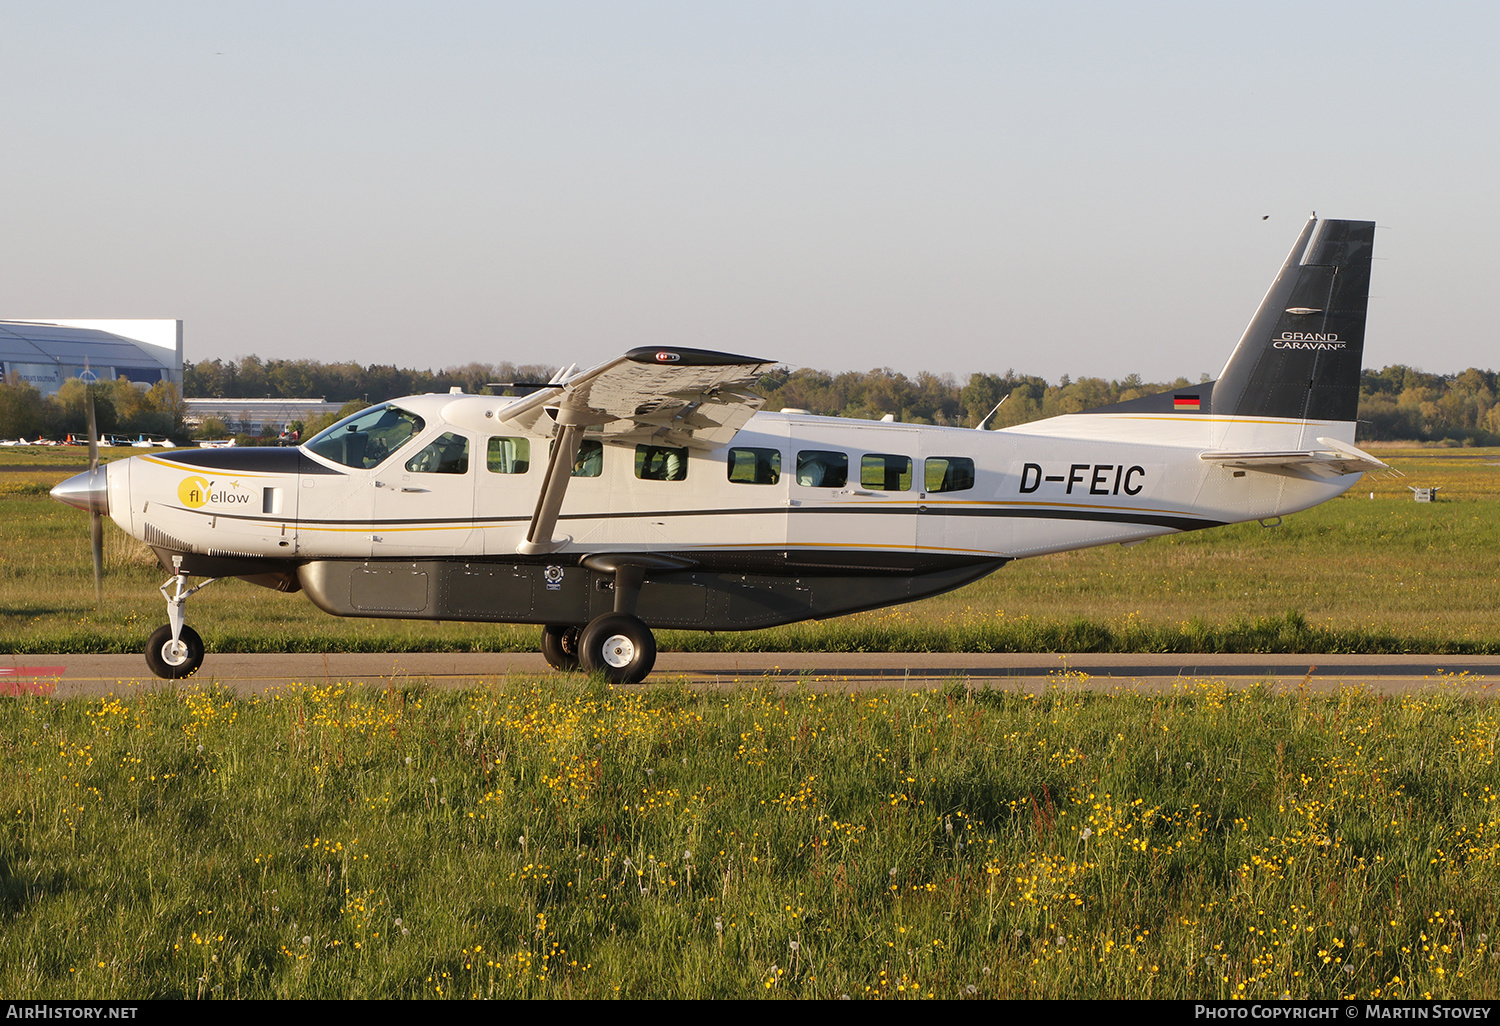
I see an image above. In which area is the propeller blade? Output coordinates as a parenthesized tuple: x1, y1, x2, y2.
(90, 510, 104, 603)
(85, 387, 103, 603)
(86, 388, 99, 472)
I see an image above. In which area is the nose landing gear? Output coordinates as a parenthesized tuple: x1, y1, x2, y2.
(145, 623, 205, 679)
(146, 563, 218, 679)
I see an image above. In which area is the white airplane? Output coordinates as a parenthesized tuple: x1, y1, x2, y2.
(53, 215, 1385, 684)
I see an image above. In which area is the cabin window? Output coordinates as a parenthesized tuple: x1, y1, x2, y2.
(796, 450, 847, 488)
(305, 403, 424, 469)
(861, 453, 912, 491)
(636, 444, 688, 481)
(405, 432, 470, 474)
(486, 437, 530, 474)
(566, 439, 603, 477)
(728, 447, 781, 485)
(925, 456, 976, 492)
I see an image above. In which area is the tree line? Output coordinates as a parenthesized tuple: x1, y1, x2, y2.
(183, 357, 557, 405)
(758, 364, 1500, 444)
(1358, 366, 1500, 443)
(4, 359, 1499, 445)
(0, 377, 185, 441)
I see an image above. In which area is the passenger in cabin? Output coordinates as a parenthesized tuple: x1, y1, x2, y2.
(573, 440, 603, 477)
(637, 445, 687, 481)
(727, 447, 780, 485)
(796, 451, 847, 488)
(755, 453, 778, 484)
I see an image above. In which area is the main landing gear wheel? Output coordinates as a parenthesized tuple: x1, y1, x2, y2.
(145, 624, 204, 679)
(541, 624, 582, 671)
(579, 613, 656, 685)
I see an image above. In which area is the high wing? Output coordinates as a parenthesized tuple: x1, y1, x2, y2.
(500, 346, 776, 554)
(1199, 437, 1391, 479)
(498, 346, 775, 449)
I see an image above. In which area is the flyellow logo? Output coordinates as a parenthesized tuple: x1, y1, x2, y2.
(179, 477, 211, 508)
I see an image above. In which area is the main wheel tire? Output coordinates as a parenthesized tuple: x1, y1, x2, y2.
(578, 613, 656, 685)
(145, 624, 205, 679)
(541, 624, 582, 671)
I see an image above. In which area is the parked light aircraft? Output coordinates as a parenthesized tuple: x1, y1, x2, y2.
(53, 216, 1384, 684)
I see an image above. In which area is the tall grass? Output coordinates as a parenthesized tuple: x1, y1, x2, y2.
(2, 678, 1497, 999)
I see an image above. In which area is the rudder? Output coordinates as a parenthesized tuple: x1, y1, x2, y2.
(1212, 216, 1376, 422)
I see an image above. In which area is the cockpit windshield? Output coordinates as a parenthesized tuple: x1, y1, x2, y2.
(304, 403, 425, 469)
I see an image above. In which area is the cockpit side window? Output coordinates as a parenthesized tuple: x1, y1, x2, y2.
(406, 432, 470, 474)
(305, 404, 425, 469)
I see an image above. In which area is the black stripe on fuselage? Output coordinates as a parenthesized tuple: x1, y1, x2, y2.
(159, 502, 1223, 534)
(147, 448, 346, 475)
(165, 545, 1005, 581)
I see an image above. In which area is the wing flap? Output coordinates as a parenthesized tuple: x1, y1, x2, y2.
(502, 347, 775, 553)
(497, 346, 774, 449)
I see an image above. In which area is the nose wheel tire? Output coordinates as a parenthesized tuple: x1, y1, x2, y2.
(145, 624, 205, 679)
(541, 624, 582, 671)
(579, 613, 656, 685)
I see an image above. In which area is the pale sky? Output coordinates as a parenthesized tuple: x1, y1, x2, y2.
(5, 1, 1496, 383)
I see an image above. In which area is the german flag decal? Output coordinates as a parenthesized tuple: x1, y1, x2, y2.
(1173, 395, 1201, 412)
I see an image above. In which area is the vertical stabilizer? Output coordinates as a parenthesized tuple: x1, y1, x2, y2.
(1213, 217, 1375, 421)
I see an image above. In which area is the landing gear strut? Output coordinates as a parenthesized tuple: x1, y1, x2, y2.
(535, 554, 694, 685)
(146, 563, 218, 679)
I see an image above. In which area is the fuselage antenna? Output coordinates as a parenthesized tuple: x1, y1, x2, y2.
(975, 394, 1009, 431)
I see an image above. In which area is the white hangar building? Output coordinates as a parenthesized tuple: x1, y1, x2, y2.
(0, 319, 183, 397)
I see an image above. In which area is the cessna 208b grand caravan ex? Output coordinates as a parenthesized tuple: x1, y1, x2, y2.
(53, 215, 1384, 684)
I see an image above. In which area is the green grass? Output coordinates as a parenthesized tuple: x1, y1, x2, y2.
(3, 447, 1498, 655)
(2, 678, 1497, 999)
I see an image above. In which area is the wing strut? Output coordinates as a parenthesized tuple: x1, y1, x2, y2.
(507, 346, 777, 555)
(518, 418, 586, 555)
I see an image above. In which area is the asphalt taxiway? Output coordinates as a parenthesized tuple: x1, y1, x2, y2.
(4, 651, 1496, 698)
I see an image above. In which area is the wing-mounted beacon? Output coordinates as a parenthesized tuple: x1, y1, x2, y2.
(51, 216, 1386, 684)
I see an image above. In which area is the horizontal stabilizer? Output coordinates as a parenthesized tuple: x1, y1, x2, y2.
(1199, 437, 1391, 478)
